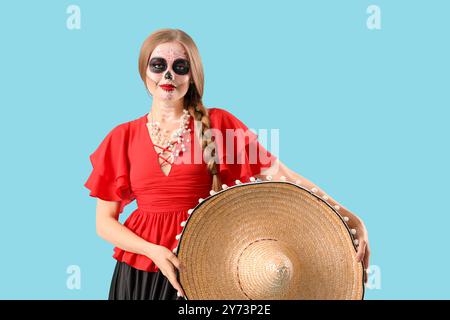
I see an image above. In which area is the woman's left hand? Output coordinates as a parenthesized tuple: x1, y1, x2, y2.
(346, 212, 370, 284)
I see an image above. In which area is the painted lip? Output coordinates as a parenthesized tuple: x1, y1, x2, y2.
(160, 84, 176, 91)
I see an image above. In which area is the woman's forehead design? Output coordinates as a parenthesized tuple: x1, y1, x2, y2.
(151, 46, 188, 61)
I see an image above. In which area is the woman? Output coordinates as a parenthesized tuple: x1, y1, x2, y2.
(84, 28, 370, 300)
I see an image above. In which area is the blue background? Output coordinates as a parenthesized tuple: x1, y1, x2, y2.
(0, 0, 448, 299)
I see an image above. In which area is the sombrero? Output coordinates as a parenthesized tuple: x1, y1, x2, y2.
(174, 177, 365, 300)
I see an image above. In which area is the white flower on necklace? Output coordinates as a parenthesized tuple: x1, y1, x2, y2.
(147, 109, 191, 161)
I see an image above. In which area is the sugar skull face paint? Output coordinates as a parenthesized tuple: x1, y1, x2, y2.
(149, 57, 190, 75)
(146, 42, 192, 101)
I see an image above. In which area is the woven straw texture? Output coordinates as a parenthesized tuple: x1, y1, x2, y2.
(178, 181, 364, 300)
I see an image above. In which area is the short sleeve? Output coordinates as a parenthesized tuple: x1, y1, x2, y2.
(84, 123, 135, 214)
(209, 108, 278, 185)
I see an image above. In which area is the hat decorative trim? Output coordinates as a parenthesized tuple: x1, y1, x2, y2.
(175, 176, 356, 246)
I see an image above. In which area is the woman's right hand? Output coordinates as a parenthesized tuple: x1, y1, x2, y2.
(148, 244, 186, 298)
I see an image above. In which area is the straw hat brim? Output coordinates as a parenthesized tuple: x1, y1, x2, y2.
(176, 180, 365, 300)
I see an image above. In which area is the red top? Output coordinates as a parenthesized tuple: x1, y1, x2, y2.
(84, 107, 277, 272)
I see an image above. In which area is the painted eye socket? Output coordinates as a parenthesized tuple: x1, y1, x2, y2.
(149, 57, 167, 73)
(172, 58, 190, 75)
(148, 57, 190, 75)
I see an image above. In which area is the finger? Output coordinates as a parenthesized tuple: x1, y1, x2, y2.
(361, 246, 370, 284)
(169, 255, 184, 272)
(165, 261, 185, 296)
(355, 239, 366, 262)
(363, 249, 370, 276)
(166, 271, 186, 297)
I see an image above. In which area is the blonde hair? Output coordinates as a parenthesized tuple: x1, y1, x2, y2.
(138, 28, 222, 192)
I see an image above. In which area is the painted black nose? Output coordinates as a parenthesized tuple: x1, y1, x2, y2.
(165, 71, 173, 80)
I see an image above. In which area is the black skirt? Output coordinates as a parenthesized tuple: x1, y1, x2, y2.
(108, 260, 185, 300)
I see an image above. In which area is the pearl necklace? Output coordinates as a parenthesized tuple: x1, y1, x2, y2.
(147, 109, 191, 162)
